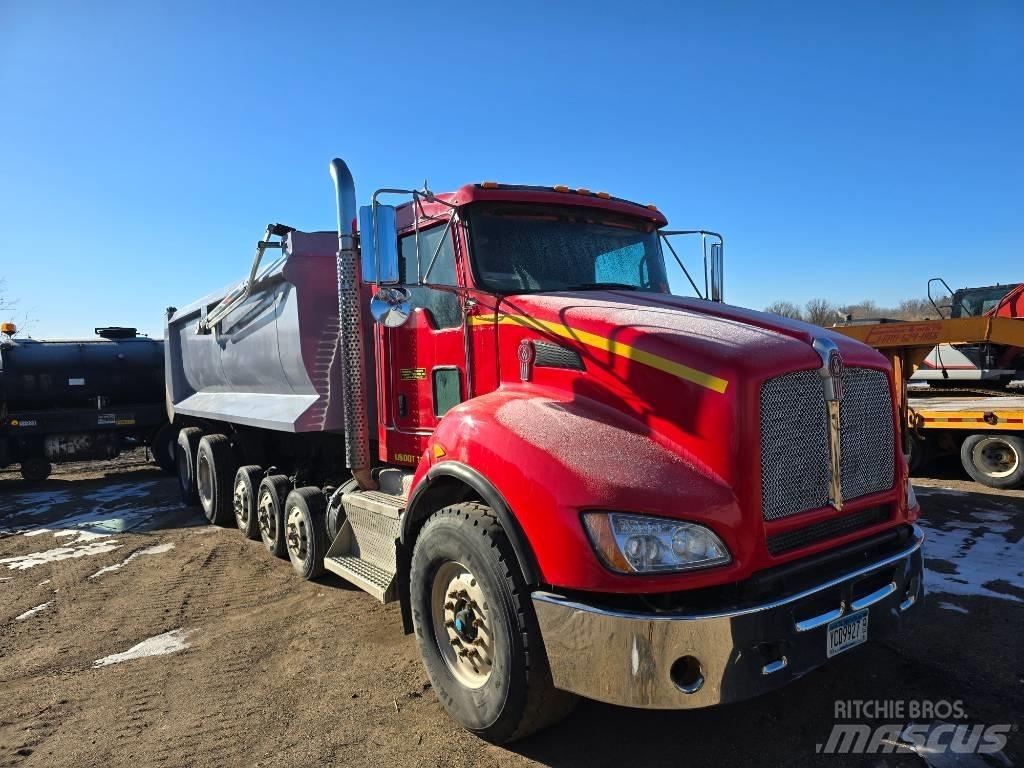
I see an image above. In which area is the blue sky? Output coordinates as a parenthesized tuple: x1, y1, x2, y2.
(1, 1, 1021, 339)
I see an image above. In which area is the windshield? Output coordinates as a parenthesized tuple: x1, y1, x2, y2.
(467, 203, 669, 294)
(951, 285, 1018, 317)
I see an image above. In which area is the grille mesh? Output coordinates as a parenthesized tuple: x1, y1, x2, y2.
(766, 505, 891, 555)
(760, 367, 894, 521)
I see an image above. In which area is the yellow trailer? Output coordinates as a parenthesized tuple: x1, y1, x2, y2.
(835, 317, 1024, 488)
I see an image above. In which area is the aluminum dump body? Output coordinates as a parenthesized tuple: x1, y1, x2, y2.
(165, 230, 359, 433)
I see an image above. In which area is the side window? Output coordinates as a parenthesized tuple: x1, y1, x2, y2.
(399, 225, 462, 329)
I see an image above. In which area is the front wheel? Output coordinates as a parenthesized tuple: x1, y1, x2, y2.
(961, 433, 1024, 489)
(410, 502, 575, 744)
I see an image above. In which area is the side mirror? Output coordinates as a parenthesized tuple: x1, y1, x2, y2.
(358, 204, 400, 284)
(370, 286, 412, 327)
(709, 242, 724, 302)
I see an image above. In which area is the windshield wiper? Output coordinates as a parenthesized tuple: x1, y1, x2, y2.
(560, 282, 640, 291)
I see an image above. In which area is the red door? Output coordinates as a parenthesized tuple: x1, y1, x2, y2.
(378, 221, 468, 466)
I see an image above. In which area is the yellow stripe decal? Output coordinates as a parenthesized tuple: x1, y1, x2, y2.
(470, 314, 729, 394)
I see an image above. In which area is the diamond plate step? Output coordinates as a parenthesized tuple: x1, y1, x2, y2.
(343, 489, 406, 519)
(324, 554, 396, 603)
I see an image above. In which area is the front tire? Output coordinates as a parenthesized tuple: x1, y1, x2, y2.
(410, 502, 575, 744)
(961, 433, 1024, 489)
(283, 487, 327, 580)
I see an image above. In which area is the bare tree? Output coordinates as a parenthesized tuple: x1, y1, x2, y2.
(805, 298, 838, 327)
(764, 300, 804, 320)
(0, 279, 29, 336)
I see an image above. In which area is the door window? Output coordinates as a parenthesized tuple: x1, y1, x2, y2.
(399, 225, 462, 328)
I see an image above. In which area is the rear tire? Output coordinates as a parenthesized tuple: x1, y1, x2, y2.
(233, 465, 263, 540)
(257, 474, 290, 558)
(150, 423, 178, 474)
(20, 458, 52, 482)
(410, 502, 576, 744)
(196, 434, 238, 526)
(176, 427, 204, 506)
(283, 487, 328, 580)
(960, 433, 1024, 489)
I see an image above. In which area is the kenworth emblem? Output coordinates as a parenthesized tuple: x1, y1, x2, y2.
(518, 339, 536, 382)
(813, 338, 845, 510)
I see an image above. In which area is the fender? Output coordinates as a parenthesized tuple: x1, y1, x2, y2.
(407, 384, 749, 594)
(403, 461, 541, 586)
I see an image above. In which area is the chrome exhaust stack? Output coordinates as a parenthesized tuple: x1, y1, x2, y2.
(330, 158, 375, 490)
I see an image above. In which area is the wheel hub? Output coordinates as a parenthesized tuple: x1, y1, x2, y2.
(197, 454, 213, 504)
(286, 507, 309, 562)
(258, 492, 275, 538)
(973, 437, 1020, 478)
(431, 561, 493, 689)
(234, 481, 250, 526)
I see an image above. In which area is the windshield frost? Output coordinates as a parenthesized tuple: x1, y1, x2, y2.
(468, 204, 668, 294)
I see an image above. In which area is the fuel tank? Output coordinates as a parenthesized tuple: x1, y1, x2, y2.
(165, 230, 369, 433)
(0, 330, 164, 411)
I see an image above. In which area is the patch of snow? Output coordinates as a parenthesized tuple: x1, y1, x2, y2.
(0, 490, 74, 521)
(921, 520, 1023, 603)
(967, 510, 1013, 524)
(937, 601, 969, 615)
(1, 539, 123, 571)
(92, 629, 192, 668)
(89, 543, 175, 578)
(15, 602, 51, 621)
(913, 485, 969, 496)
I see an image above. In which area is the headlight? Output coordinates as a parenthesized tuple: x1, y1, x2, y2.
(582, 512, 731, 574)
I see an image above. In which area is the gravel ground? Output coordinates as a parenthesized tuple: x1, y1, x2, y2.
(0, 450, 1021, 767)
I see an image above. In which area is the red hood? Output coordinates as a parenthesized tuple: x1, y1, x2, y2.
(499, 290, 889, 387)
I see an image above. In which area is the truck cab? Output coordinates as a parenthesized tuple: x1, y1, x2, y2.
(165, 159, 924, 743)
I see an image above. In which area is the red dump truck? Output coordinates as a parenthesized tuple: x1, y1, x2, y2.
(164, 158, 924, 742)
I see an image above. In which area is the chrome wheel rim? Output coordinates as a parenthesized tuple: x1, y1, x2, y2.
(973, 437, 1020, 479)
(285, 505, 310, 564)
(431, 561, 493, 689)
(258, 490, 277, 542)
(234, 479, 251, 528)
(197, 453, 213, 505)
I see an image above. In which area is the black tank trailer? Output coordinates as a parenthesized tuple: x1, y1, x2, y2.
(0, 325, 174, 480)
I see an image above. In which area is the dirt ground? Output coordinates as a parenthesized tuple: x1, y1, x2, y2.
(1, 450, 1021, 768)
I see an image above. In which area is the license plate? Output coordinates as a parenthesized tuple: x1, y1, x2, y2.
(826, 609, 869, 658)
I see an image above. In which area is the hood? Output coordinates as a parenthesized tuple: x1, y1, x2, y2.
(485, 290, 893, 508)
(499, 290, 888, 393)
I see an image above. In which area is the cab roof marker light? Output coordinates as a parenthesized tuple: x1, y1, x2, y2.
(480, 181, 500, 188)
(553, 185, 570, 193)
(576, 188, 591, 195)
(646, 203, 659, 211)
(596, 191, 611, 199)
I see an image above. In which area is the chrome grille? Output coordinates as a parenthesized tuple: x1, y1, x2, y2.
(760, 367, 894, 521)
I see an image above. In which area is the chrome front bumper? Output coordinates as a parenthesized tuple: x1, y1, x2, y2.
(532, 525, 924, 709)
